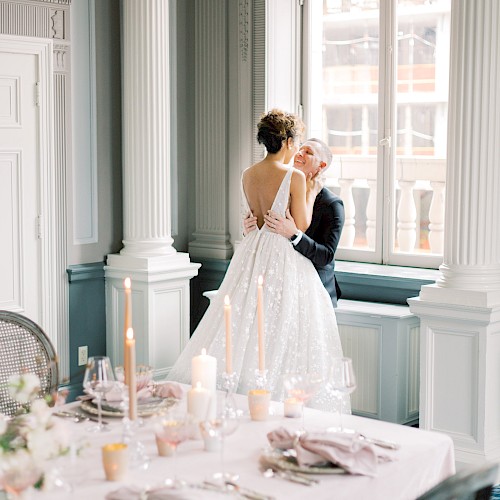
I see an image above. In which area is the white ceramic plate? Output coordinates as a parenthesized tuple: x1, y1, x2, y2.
(80, 397, 177, 418)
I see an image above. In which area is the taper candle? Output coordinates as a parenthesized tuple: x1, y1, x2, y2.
(257, 275, 265, 372)
(224, 295, 232, 373)
(126, 327, 137, 420)
(123, 278, 132, 387)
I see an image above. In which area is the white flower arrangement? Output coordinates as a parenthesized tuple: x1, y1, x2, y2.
(0, 373, 70, 492)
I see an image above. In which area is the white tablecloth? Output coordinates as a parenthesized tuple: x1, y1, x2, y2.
(32, 392, 455, 500)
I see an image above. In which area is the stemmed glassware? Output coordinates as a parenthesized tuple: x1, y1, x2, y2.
(282, 372, 323, 433)
(82, 355, 116, 432)
(154, 406, 192, 488)
(201, 392, 240, 483)
(325, 357, 357, 432)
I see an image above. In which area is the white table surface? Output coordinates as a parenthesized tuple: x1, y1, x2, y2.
(32, 391, 455, 500)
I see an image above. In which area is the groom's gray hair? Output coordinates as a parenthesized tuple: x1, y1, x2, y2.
(306, 138, 333, 170)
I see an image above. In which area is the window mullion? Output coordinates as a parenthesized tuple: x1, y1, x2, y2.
(379, 0, 397, 265)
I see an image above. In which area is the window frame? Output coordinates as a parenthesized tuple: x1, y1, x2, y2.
(301, 0, 448, 270)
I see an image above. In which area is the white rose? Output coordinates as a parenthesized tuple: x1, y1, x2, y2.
(7, 373, 41, 404)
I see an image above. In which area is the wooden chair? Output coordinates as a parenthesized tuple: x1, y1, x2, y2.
(0, 311, 58, 416)
(417, 462, 499, 500)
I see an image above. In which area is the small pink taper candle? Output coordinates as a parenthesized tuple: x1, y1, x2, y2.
(123, 278, 132, 387)
(257, 275, 265, 372)
(126, 328, 137, 420)
(224, 295, 232, 373)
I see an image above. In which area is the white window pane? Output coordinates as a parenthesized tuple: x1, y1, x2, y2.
(392, 0, 450, 257)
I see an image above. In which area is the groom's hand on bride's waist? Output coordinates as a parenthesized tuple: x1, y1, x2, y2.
(264, 209, 297, 239)
(243, 211, 258, 236)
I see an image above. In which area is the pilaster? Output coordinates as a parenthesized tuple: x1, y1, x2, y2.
(409, 0, 500, 463)
(188, 0, 233, 260)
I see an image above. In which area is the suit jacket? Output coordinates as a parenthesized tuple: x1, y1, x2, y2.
(294, 187, 344, 307)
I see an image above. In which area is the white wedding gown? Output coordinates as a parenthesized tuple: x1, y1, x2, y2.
(168, 168, 348, 411)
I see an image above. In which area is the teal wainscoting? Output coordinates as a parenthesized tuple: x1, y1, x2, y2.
(190, 258, 230, 334)
(64, 262, 106, 401)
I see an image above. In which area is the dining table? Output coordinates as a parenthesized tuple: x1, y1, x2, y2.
(29, 387, 455, 500)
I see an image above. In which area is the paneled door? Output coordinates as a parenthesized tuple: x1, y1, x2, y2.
(0, 48, 42, 321)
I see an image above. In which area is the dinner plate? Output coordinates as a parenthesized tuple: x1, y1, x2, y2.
(260, 449, 345, 475)
(80, 397, 177, 418)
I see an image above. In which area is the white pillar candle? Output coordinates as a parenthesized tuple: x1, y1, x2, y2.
(224, 295, 232, 373)
(192, 348, 217, 418)
(187, 382, 210, 421)
(257, 275, 265, 372)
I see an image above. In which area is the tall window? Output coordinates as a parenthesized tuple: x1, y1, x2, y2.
(303, 0, 451, 268)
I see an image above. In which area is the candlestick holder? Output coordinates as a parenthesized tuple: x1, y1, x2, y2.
(254, 369, 268, 390)
(221, 371, 238, 394)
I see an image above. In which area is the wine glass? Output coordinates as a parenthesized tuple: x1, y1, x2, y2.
(82, 355, 116, 432)
(325, 357, 357, 432)
(201, 392, 240, 483)
(154, 407, 192, 488)
(282, 372, 323, 432)
(0, 451, 42, 499)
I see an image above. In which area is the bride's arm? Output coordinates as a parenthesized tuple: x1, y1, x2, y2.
(289, 170, 315, 232)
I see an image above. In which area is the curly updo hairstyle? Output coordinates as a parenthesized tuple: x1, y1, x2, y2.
(257, 109, 305, 154)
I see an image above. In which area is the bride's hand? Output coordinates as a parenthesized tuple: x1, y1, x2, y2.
(306, 171, 324, 197)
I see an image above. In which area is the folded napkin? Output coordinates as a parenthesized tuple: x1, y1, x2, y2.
(267, 427, 393, 476)
(105, 485, 205, 499)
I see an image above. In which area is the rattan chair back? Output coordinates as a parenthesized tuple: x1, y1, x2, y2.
(0, 311, 59, 416)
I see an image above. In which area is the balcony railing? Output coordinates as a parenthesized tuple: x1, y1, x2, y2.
(325, 156, 446, 254)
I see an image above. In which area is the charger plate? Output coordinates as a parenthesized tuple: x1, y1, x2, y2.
(260, 449, 345, 475)
(80, 397, 177, 418)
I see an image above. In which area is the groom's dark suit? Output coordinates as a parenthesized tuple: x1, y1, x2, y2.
(294, 187, 344, 307)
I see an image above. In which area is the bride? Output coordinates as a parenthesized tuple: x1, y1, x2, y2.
(168, 109, 345, 409)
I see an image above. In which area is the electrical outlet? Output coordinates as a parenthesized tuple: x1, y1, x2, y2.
(78, 346, 88, 366)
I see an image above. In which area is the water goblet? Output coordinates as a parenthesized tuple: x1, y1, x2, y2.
(82, 355, 116, 432)
(202, 392, 240, 483)
(325, 357, 357, 432)
(154, 407, 192, 489)
(282, 372, 323, 432)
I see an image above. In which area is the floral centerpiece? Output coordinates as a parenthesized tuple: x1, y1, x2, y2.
(0, 373, 70, 497)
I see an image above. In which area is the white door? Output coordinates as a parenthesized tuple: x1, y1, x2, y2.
(0, 50, 42, 321)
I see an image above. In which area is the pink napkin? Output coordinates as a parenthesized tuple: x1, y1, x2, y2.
(267, 427, 393, 476)
(94, 381, 184, 403)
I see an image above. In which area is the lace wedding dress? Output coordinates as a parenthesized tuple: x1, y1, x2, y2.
(168, 168, 348, 411)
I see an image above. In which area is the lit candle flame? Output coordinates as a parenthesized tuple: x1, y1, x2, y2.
(126, 327, 134, 340)
(124, 277, 131, 289)
(196, 381, 202, 389)
(224, 295, 230, 306)
(201, 348, 207, 356)
(258, 275, 263, 286)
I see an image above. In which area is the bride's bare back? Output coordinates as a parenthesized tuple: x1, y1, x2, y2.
(242, 159, 310, 231)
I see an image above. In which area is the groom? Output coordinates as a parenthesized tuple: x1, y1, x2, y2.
(244, 138, 344, 307)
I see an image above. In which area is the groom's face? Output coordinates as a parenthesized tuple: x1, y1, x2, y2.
(294, 141, 324, 177)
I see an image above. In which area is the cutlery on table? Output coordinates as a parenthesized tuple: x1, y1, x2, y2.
(358, 434, 400, 450)
(53, 410, 108, 425)
(261, 466, 318, 486)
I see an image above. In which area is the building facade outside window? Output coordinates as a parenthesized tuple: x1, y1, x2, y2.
(303, 0, 451, 269)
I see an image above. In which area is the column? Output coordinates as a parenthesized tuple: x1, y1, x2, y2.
(106, 0, 200, 379)
(188, 0, 233, 260)
(408, 0, 500, 463)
